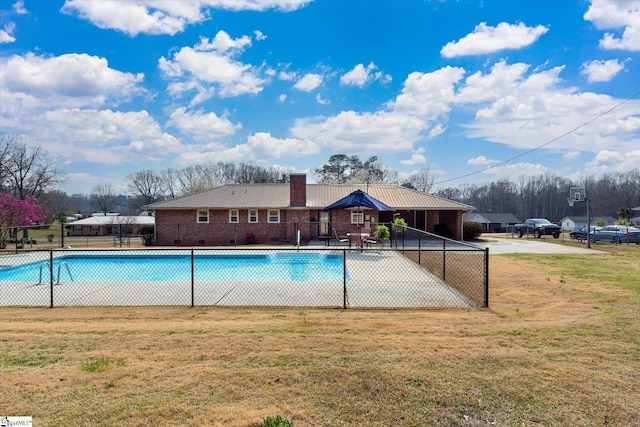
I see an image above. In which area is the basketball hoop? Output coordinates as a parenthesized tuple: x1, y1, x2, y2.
(567, 198, 575, 207)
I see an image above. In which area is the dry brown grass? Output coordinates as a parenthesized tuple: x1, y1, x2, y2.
(1, 246, 639, 426)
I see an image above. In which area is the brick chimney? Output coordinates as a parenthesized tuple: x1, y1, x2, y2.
(289, 173, 306, 207)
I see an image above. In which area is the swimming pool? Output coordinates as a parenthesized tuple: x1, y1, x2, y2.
(0, 251, 347, 283)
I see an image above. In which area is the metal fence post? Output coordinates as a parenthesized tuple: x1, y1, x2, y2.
(191, 248, 195, 307)
(343, 249, 347, 309)
(442, 239, 446, 282)
(484, 247, 489, 308)
(49, 249, 54, 308)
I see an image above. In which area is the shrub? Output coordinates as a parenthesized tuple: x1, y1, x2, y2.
(392, 217, 407, 232)
(261, 415, 293, 427)
(615, 218, 632, 226)
(463, 221, 482, 240)
(373, 224, 390, 239)
(139, 225, 155, 246)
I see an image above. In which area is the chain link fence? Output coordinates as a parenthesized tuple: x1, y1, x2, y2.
(390, 226, 489, 307)
(1, 243, 488, 309)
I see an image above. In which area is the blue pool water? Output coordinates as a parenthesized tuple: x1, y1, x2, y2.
(0, 252, 347, 283)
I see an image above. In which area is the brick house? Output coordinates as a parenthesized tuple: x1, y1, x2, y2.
(143, 174, 475, 246)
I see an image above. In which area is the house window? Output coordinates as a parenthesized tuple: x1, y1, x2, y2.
(248, 209, 258, 223)
(229, 209, 239, 223)
(197, 210, 209, 223)
(268, 209, 280, 223)
(351, 210, 364, 224)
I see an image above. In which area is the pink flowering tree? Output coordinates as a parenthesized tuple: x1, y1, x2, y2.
(0, 193, 46, 247)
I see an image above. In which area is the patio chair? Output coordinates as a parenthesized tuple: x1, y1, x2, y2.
(364, 235, 382, 251)
(333, 228, 349, 245)
(349, 230, 364, 249)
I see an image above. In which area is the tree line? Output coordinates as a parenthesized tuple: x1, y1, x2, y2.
(2, 135, 638, 223)
(433, 170, 640, 222)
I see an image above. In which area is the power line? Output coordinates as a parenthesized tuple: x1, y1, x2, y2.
(433, 89, 640, 186)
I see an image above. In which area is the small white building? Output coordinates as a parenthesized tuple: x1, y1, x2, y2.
(560, 216, 615, 231)
(65, 215, 155, 236)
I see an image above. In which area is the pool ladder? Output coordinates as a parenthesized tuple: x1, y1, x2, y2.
(37, 262, 74, 285)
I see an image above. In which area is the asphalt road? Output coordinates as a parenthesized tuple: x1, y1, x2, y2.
(472, 236, 607, 255)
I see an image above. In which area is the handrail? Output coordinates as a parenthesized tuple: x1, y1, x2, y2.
(56, 262, 73, 284)
(36, 261, 74, 285)
(36, 262, 50, 285)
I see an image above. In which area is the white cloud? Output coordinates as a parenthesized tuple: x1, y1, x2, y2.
(0, 24, 16, 44)
(278, 94, 287, 102)
(27, 108, 183, 165)
(479, 162, 550, 179)
(428, 124, 446, 139)
(13, 0, 27, 14)
(390, 66, 464, 119)
(278, 69, 297, 81)
(586, 149, 640, 174)
(61, 0, 198, 36)
(291, 110, 425, 153)
(441, 22, 549, 58)
(0, 52, 144, 108)
(174, 132, 319, 164)
(290, 66, 465, 155)
(563, 151, 581, 161)
(467, 156, 497, 166)
(580, 59, 626, 82)
(455, 60, 530, 103)
(464, 63, 640, 156)
(245, 132, 320, 158)
(159, 31, 266, 101)
(61, 0, 312, 36)
(253, 30, 267, 41)
(315, 93, 330, 105)
(196, 31, 252, 53)
(584, 0, 640, 51)
(207, 0, 312, 12)
(167, 107, 240, 141)
(285, 57, 638, 169)
(64, 172, 104, 195)
(340, 62, 391, 87)
(293, 73, 323, 91)
(400, 154, 426, 166)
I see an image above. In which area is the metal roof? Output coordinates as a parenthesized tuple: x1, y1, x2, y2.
(144, 183, 474, 211)
(463, 212, 521, 224)
(66, 216, 155, 226)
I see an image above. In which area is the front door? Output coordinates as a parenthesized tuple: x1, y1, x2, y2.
(319, 211, 330, 237)
(416, 210, 426, 231)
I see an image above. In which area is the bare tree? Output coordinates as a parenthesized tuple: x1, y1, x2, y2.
(404, 163, 438, 193)
(179, 164, 210, 195)
(158, 168, 181, 199)
(127, 170, 164, 205)
(91, 184, 117, 214)
(39, 190, 73, 221)
(0, 135, 64, 199)
(0, 140, 10, 191)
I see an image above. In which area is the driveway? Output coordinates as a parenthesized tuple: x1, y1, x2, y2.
(472, 237, 607, 255)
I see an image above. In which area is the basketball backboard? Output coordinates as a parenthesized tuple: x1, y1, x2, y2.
(569, 186, 586, 202)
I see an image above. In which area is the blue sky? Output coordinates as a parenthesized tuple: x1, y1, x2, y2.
(1, 0, 639, 195)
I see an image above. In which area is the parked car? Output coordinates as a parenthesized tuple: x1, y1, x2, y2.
(590, 225, 640, 244)
(569, 225, 600, 242)
(514, 218, 562, 238)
